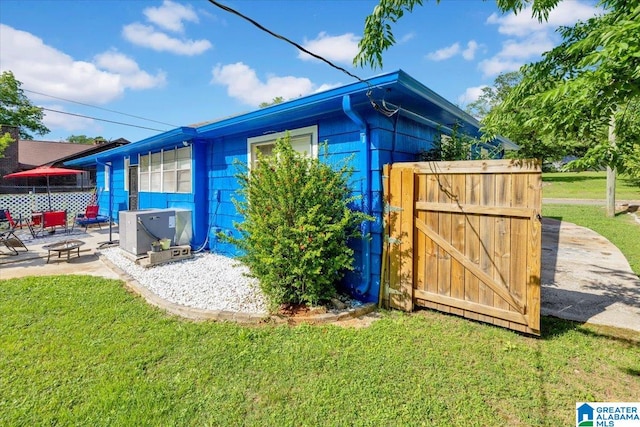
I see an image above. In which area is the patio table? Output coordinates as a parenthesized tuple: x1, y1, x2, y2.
(42, 239, 85, 263)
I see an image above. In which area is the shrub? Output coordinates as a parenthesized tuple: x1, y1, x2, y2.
(225, 133, 372, 308)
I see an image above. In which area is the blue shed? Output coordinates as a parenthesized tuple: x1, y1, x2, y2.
(66, 69, 516, 303)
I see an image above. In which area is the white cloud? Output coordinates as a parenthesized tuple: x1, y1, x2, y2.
(298, 32, 360, 65)
(94, 50, 167, 89)
(486, 1, 599, 37)
(399, 32, 416, 44)
(122, 23, 212, 56)
(143, 0, 198, 33)
(462, 40, 479, 60)
(0, 24, 166, 133)
(499, 34, 554, 59)
(481, 0, 599, 77)
(478, 57, 522, 77)
(426, 42, 460, 61)
(458, 85, 488, 107)
(0, 25, 164, 102)
(211, 62, 337, 106)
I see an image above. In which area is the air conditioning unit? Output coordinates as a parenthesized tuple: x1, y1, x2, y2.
(119, 209, 176, 255)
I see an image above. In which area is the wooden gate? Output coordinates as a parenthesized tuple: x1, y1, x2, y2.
(381, 160, 542, 335)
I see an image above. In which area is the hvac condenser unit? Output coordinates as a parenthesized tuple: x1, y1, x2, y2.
(119, 209, 176, 255)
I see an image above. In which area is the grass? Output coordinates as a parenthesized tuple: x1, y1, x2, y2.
(542, 204, 640, 276)
(1, 275, 639, 426)
(542, 171, 640, 200)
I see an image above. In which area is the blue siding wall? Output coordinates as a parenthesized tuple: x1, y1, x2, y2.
(95, 143, 209, 249)
(204, 110, 439, 303)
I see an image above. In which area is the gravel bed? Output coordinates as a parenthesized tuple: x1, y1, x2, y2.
(98, 247, 269, 314)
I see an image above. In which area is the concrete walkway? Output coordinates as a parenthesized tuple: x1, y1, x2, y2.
(1, 219, 639, 333)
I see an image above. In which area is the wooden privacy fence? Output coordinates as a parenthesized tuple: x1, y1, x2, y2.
(380, 160, 542, 335)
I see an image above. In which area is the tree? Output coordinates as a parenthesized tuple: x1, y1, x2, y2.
(482, 0, 640, 215)
(0, 132, 11, 158)
(473, 72, 590, 165)
(355, 0, 563, 69)
(258, 96, 285, 108)
(67, 134, 105, 144)
(466, 71, 522, 120)
(0, 71, 49, 140)
(355, 0, 639, 215)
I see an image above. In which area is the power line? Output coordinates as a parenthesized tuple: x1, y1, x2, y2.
(40, 107, 168, 132)
(207, 0, 367, 84)
(206, 1, 400, 117)
(23, 88, 179, 127)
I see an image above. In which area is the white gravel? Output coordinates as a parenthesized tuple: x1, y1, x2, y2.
(98, 247, 269, 314)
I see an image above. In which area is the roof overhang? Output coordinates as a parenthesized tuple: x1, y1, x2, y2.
(65, 70, 517, 167)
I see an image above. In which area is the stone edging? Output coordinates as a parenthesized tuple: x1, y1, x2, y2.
(98, 254, 377, 325)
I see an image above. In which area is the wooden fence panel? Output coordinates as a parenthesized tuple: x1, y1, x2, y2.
(382, 159, 542, 335)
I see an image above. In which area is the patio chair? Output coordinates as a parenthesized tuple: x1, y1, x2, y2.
(75, 205, 110, 231)
(0, 209, 28, 255)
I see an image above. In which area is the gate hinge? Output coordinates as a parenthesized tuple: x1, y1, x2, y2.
(387, 288, 402, 296)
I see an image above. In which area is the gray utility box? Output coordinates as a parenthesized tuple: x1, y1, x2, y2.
(119, 209, 176, 255)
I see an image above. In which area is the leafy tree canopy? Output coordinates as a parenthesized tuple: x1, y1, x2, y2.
(482, 0, 640, 175)
(0, 71, 49, 140)
(258, 96, 285, 108)
(67, 134, 106, 144)
(355, 0, 563, 69)
(0, 132, 11, 159)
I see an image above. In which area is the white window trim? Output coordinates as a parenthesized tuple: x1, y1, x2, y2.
(124, 157, 130, 191)
(104, 163, 111, 192)
(247, 125, 318, 169)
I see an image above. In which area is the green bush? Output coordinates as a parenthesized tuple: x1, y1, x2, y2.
(225, 134, 372, 308)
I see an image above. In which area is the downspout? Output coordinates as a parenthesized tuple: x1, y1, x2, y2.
(342, 94, 371, 297)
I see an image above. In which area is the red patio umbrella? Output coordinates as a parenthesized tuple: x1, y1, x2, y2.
(4, 166, 84, 210)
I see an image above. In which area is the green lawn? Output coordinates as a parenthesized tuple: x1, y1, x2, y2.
(542, 171, 640, 200)
(1, 275, 639, 426)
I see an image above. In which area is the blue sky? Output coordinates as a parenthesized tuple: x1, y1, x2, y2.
(0, 0, 599, 143)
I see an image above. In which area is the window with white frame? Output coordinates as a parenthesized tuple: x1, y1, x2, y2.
(247, 125, 318, 168)
(138, 146, 192, 193)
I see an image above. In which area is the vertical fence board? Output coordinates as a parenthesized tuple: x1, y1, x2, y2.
(464, 173, 481, 321)
(415, 174, 427, 294)
(449, 173, 466, 317)
(478, 173, 495, 324)
(388, 166, 403, 310)
(526, 172, 542, 333)
(399, 169, 415, 311)
(424, 173, 439, 310)
(493, 173, 511, 328)
(437, 173, 452, 313)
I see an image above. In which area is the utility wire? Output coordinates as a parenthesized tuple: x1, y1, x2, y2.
(39, 107, 168, 132)
(207, 0, 400, 117)
(207, 0, 367, 84)
(23, 88, 179, 127)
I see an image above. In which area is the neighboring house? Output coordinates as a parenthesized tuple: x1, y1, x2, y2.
(66, 70, 518, 303)
(0, 132, 129, 191)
